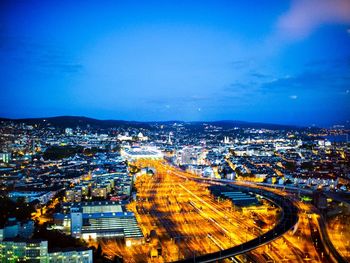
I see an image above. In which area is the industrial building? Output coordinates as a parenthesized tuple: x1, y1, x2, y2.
(54, 201, 143, 245)
(208, 185, 260, 207)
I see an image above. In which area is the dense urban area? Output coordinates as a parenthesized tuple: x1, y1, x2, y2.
(0, 116, 349, 263)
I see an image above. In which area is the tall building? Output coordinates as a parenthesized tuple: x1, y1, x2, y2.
(168, 132, 173, 145)
(223, 136, 230, 144)
(71, 211, 83, 238)
(0, 153, 11, 163)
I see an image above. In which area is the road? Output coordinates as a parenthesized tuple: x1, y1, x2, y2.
(326, 214, 350, 261)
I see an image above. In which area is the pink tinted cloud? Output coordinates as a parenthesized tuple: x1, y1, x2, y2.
(278, 0, 350, 39)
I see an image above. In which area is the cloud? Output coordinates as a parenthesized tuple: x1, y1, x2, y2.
(145, 94, 212, 107)
(305, 57, 350, 69)
(226, 82, 249, 90)
(230, 60, 251, 68)
(0, 36, 83, 75)
(277, 0, 350, 39)
(289, 95, 298, 99)
(250, 72, 270, 79)
(260, 69, 349, 92)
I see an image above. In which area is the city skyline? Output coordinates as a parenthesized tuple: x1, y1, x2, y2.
(1, 116, 349, 262)
(1, 0, 350, 126)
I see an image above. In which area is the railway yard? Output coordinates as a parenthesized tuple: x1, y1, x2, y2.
(92, 159, 333, 263)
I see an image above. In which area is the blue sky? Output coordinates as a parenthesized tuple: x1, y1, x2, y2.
(0, 0, 349, 126)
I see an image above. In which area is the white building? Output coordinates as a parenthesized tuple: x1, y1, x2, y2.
(65, 128, 73, 136)
(54, 201, 143, 244)
(8, 191, 54, 204)
(48, 248, 92, 263)
(0, 153, 11, 163)
(121, 146, 163, 160)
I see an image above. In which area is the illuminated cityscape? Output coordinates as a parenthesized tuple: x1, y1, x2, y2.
(0, 119, 349, 262)
(1, 0, 350, 262)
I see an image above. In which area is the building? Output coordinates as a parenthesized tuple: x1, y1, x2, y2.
(48, 248, 92, 263)
(175, 146, 206, 166)
(223, 136, 230, 144)
(70, 211, 83, 237)
(0, 238, 48, 263)
(121, 146, 163, 160)
(91, 185, 108, 199)
(8, 191, 54, 204)
(54, 201, 143, 244)
(117, 134, 133, 141)
(208, 185, 260, 207)
(137, 132, 148, 141)
(65, 128, 73, 136)
(65, 189, 82, 203)
(0, 238, 93, 263)
(0, 153, 11, 163)
(54, 201, 143, 245)
(0, 218, 34, 241)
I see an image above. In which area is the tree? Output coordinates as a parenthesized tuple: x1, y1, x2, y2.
(33, 225, 87, 249)
(284, 161, 296, 172)
(0, 196, 35, 226)
(113, 256, 123, 263)
(301, 162, 314, 171)
(43, 146, 84, 160)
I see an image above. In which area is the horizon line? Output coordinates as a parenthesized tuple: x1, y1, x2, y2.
(0, 114, 332, 129)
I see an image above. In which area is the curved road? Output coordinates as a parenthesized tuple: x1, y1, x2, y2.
(173, 182, 299, 263)
(317, 215, 348, 263)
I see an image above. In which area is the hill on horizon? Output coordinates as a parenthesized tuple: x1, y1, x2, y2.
(0, 115, 306, 130)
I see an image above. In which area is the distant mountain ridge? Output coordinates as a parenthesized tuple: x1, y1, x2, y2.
(0, 116, 150, 129)
(0, 115, 303, 130)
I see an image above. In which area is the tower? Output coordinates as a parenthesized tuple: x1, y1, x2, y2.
(32, 139, 35, 154)
(168, 132, 172, 145)
(224, 136, 230, 144)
